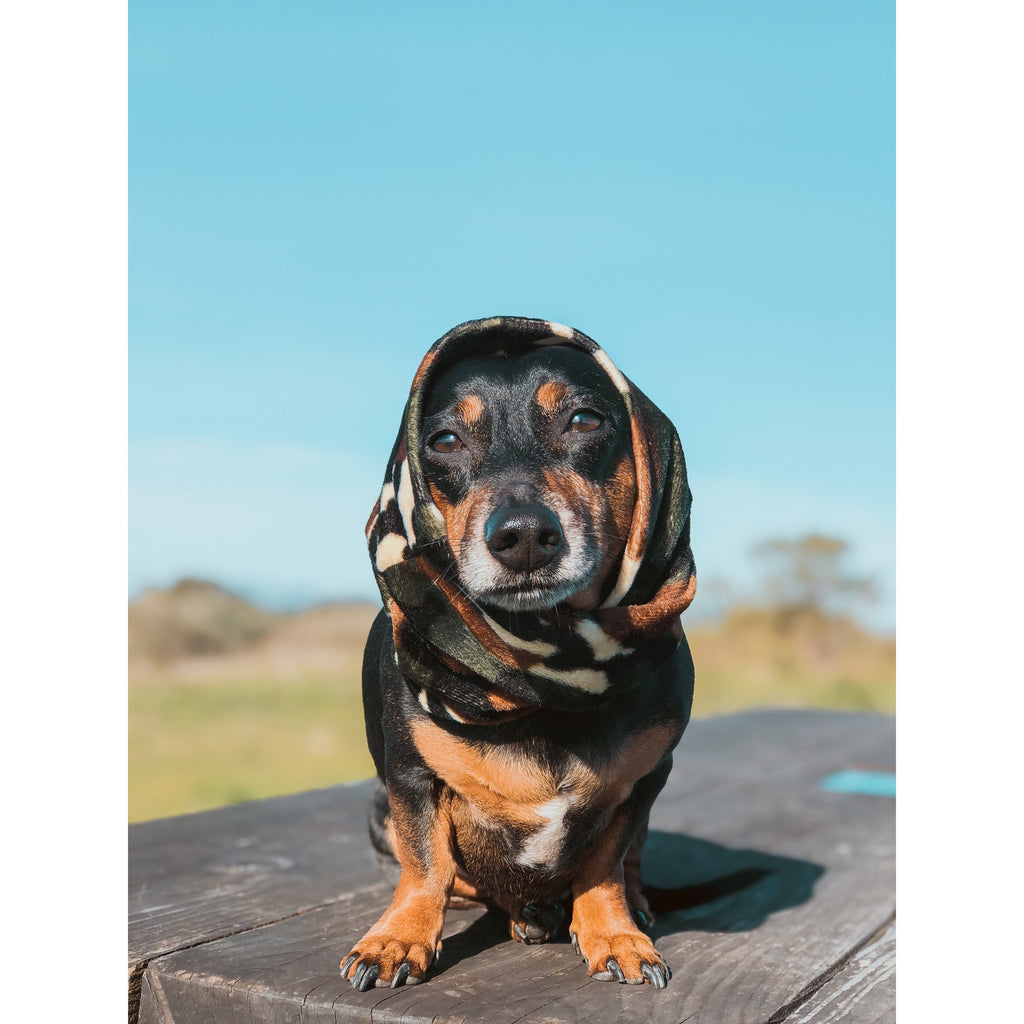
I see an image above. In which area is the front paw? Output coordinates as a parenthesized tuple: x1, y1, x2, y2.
(340, 935, 440, 991)
(569, 927, 671, 989)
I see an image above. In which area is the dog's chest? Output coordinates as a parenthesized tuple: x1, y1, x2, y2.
(410, 717, 675, 872)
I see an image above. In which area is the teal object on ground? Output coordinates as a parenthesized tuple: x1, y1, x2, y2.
(820, 770, 896, 797)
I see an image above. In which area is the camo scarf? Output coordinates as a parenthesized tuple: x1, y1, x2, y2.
(366, 316, 695, 724)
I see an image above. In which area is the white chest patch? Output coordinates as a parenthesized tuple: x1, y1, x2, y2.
(516, 793, 576, 868)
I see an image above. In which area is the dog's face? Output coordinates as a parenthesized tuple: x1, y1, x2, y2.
(421, 345, 636, 613)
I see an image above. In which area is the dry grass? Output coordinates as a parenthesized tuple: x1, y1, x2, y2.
(128, 582, 894, 822)
(687, 605, 895, 717)
(130, 593, 378, 687)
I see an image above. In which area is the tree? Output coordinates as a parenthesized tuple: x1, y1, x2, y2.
(751, 534, 876, 617)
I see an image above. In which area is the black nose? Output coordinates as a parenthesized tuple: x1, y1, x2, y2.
(484, 504, 564, 571)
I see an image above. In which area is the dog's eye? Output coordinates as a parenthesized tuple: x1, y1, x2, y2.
(429, 432, 464, 453)
(568, 411, 603, 433)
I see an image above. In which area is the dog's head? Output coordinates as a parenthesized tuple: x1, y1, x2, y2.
(421, 344, 636, 613)
(368, 318, 695, 691)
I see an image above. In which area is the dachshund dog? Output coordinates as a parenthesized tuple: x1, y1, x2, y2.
(342, 317, 696, 991)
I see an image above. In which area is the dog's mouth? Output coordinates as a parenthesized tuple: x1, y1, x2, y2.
(477, 574, 594, 613)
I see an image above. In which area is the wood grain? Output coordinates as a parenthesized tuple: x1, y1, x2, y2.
(785, 923, 895, 1024)
(129, 781, 383, 1021)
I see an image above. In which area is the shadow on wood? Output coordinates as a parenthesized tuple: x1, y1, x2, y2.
(642, 829, 824, 935)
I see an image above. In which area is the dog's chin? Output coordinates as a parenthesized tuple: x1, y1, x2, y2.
(473, 571, 596, 614)
(478, 587, 573, 613)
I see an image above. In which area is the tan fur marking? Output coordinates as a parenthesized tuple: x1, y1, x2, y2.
(536, 379, 569, 415)
(411, 719, 602, 824)
(450, 873, 487, 906)
(410, 720, 673, 830)
(455, 394, 485, 424)
(623, 831, 653, 927)
(540, 465, 599, 515)
(427, 482, 453, 520)
(435, 489, 475, 564)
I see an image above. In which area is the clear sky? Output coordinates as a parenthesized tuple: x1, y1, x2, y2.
(129, 0, 895, 628)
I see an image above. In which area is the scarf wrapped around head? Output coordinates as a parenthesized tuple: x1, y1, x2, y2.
(366, 316, 695, 723)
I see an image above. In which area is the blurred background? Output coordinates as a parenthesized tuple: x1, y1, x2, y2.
(129, 1, 894, 822)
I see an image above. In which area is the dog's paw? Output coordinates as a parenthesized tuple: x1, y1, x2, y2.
(509, 900, 566, 945)
(569, 928, 671, 989)
(340, 936, 441, 991)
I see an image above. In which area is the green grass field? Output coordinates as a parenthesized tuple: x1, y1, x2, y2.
(129, 671, 375, 821)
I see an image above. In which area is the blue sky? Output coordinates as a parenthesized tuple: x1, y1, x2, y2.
(129, 1, 894, 627)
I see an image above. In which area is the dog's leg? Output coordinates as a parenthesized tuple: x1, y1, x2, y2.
(341, 785, 455, 990)
(568, 767, 671, 988)
(623, 819, 655, 931)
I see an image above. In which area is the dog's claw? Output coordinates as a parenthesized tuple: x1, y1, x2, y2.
(339, 955, 356, 977)
(353, 962, 380, 992)
(570, 931, 581, 956)
(391, 962, 411, 988)
(513, 922, 527, 941)
(607, 957, 625, 983)
(641, 962, 667, 990)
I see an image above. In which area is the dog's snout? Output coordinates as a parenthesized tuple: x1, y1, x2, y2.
(484, 504, 564, 572)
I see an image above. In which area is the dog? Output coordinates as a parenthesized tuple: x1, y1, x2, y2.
(341, 316, 696, 991)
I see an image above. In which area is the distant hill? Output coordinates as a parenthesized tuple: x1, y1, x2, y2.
(129, 579, 280, 662)
(128, 579, 380, 681)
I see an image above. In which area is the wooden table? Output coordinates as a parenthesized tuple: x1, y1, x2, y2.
(129, 709, 895, 1024)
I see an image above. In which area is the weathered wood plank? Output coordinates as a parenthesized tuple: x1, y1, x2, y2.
(130, 782, 381, 964)
(784, 923, 895, 1024)
(129, 781, 383, 1022)
(134, 710, 895, 1024)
